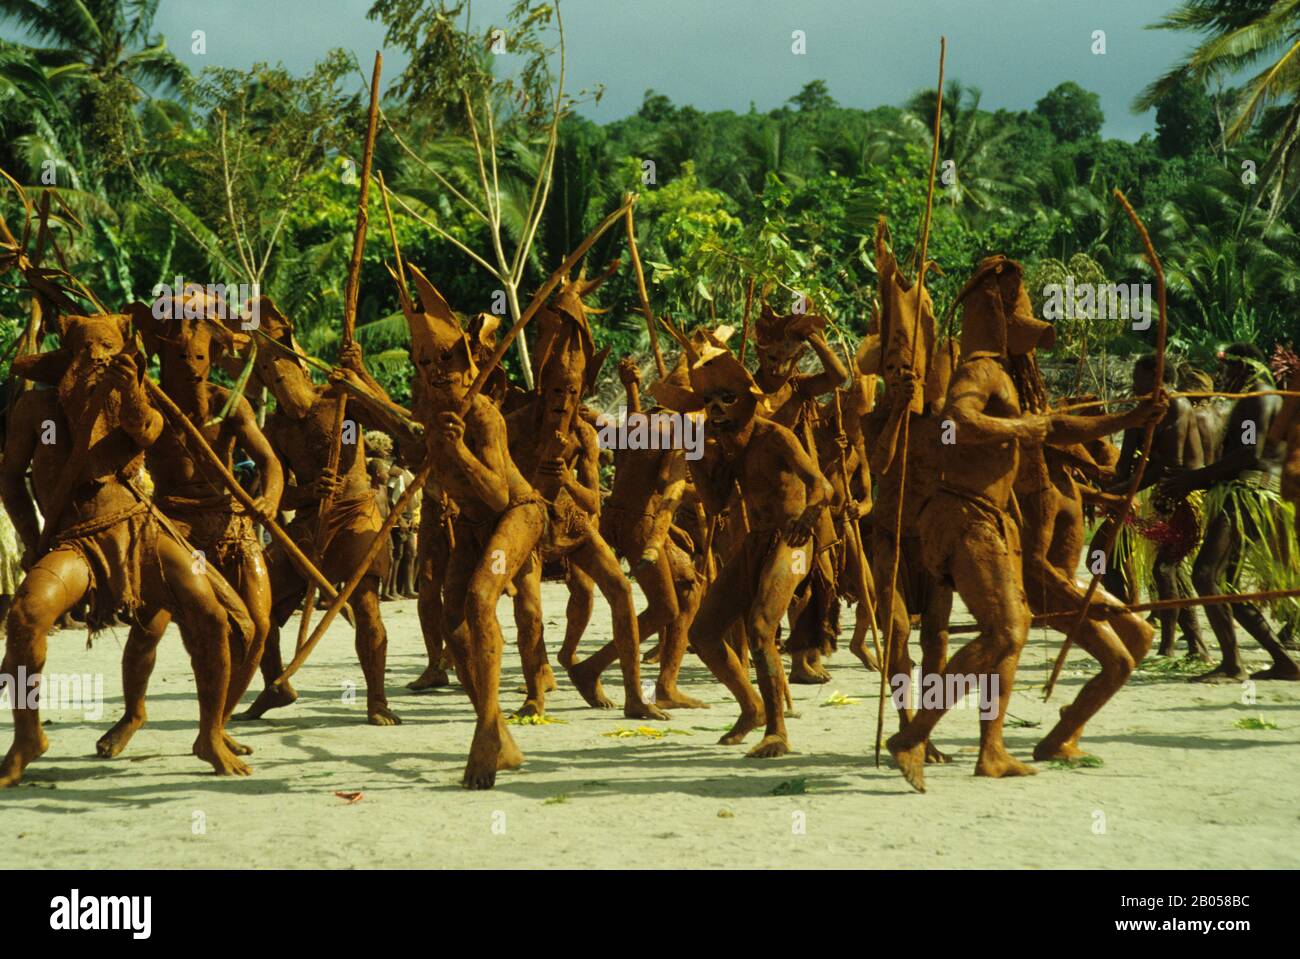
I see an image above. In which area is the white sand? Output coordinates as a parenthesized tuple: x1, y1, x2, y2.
(4, 581, 1298, 869)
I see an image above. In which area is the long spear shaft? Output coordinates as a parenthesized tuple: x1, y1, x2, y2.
(624, 200, 665, 378)
(297, 51, 383, 651)
(875, 36, 944, 766)
(947, 588, 1300, 636)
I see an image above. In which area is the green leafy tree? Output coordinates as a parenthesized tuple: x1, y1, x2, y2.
(1035, 81, 1104, 143)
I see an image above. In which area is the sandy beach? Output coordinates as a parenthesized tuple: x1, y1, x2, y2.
(4, 581, 1298, 870)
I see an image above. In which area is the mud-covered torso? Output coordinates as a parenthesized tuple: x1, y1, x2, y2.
(936, 356, 1022, 510)
(718, 419, 808, 531)
(145, 385, 241, 503)
(606, 417, 683, 519)
(265, 388, 370, 510)
(432, 395, 534, 525)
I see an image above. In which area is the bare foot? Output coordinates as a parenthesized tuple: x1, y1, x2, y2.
(1251, 663, 1300, 681)
(655, 686, 709, 709)
(496, 719, 524, 771)
(96, 714, 146, 758)
(223, 731, 253, 756)
(232, 682, 298, 721)
(1191, 663, 1248, 684)
(463, 717, 523, 790)
(540, 663, 557, 693)
(924, 740, 951, 764)
(851, 644, 880, 673)
(407, 665, 449, 691)
(719, 708, 764, 746)
(886, 732, 926, 793)
(513, 698, 545, 719)
(788, 651, 832, 685)
(745, 733, 790, 758)
(1032, 737, 1091, 762)
(193, 735, 251, 776)
(368, 703, 402, 726)
(567, 659, 616, 709)
(0, 730, 49, 788)
(624, 700, 670, 721)
(974, 746, 1037, 779)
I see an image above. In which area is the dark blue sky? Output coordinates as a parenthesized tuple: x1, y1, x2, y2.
(10, 1, 1197, 140)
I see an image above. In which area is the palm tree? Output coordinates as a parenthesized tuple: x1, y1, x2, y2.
(1135, 1, 1300, 221)
(0, 0, 187, 190)
(1142, 166, 1300, 353)
(903, 80, 1022, 218)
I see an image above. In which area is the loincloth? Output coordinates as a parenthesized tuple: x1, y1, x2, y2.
(155, 493, 261, 571)
(447, 493, 548, 581)
(539, 493, 594, 563)
(599, 504, 657, 562)
(918, 485, 1020, 586)
(288, 492, 392, 584)
(600, 504, 697, 587)
(50, 501, 157, 632)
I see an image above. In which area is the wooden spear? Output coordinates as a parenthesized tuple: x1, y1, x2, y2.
(296, 51, 383, 652)
(874, 36, 944, 766)
(624, 198, 666, 378)
(948, 588, 1300, 634)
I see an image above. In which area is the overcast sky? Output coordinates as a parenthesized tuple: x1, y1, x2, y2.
(8, 1, 1197, 140)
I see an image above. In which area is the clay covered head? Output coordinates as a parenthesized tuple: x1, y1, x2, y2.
(688, 347, 763, 435)
(244, 295, 318, 419)
(754, 300, 825, 382)
(873, 218, 937, 414)
(955, 255, 1055, 360)
(531, 261, 616, 385)
(17, 313, 136, 442)
(136, 288, 248, 388)
(404, 264, 478, 407)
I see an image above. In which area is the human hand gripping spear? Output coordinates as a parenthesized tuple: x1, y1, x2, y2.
(874, 36, 944, 766)
(294, 51, 382, 654)
(1041, 189, 1167, 701)
(272, 195, 638, 688)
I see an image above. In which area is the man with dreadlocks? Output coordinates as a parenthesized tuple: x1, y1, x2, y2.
(887, 256, 1064, 792)
(96, 289, 285, 761)
(1160, 343, 1299, 682)
(751, 300, 847, 683)
(505, 270, 667, 721)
